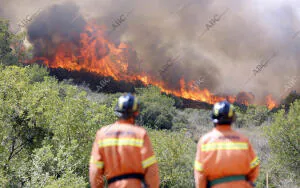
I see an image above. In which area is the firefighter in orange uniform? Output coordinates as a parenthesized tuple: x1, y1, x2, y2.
(89, 93, 160, 188)
(194, 101, 260, 188)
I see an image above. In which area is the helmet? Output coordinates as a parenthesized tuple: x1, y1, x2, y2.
(211, 100, 236, 125)
(114, 93, 140, 119)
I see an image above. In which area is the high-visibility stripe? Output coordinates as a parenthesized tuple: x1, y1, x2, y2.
(142, 155, 157, 168)
(214, 107, 219, 116)
(250, 156, 260, 169)
(98, 138, 144, 148)
(201, 142, 248, 151)
(133, 98, 138, 111)
(194, 161, 203, 172)
(90, 156, 104, 169)
(228, 105, 234, 117)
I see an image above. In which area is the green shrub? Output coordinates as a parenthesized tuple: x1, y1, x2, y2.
(235, 105, 269, 128)
(149, 129, 196, 187)
(136, 86, 176, 129)
(264, 100, 300, 187)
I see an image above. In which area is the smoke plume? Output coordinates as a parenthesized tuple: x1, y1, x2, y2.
(1, 0, 300, 103)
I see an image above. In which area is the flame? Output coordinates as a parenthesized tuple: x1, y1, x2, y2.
(266, 95, 277, 109)
(27, 22, 278, 109)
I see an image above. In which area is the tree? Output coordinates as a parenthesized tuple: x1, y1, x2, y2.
(0, 19, 20, 66)
(0, 19, 12, 62)
(0, 65, 116, 186)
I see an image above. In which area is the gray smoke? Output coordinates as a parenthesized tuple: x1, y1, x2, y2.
(1, 0, 300, 103)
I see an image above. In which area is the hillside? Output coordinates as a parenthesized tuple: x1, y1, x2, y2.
(0, 64, 299, 187)
(1, 4, 300, 187)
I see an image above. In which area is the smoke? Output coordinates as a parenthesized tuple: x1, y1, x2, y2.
(1, 0, 300, 103)
(27, 2, 86, 59)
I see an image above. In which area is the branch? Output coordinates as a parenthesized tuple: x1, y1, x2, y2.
(7, 138, 16, 161)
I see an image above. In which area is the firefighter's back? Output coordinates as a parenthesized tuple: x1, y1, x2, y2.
(200, 127, 255, 188)
(90, 93, 159, 188)
(97, 123, 147, 188)
(195, 101, 259, 188)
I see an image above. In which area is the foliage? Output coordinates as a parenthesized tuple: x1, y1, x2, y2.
(0, 19, 22, 66)
(43, 171, 87, 188)
(0, 63, 298, 187)
(0, 19, 13, 63)
(25, 143, 88, 188)
(175, 108, 212, 142)
(87, 86, 179, 130)
(0, 65, 116, 187)
(280, 91, 300, 111)
(136, 86, 176, 129)
(235, 105, 269, 128)
(149, 129, 196, 187)
(264, 99, 300, 187)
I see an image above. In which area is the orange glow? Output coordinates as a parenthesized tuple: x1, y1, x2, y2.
(27, 22, 278, 109)
(266, 95, 277, 109)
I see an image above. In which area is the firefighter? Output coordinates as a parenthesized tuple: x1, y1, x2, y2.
(194, 101, 260, 188)
(89, 93, 160, 188)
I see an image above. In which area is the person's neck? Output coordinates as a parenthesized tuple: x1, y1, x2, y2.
(116, 118, 135, 124)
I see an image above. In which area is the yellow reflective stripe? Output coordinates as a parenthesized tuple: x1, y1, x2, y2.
(133, 98, 138, 111)
(142, 155, 157, 168)
(90, 156, 104, 169)
(214, 107, 219, 116)
(228, 105, 234, 117)
(98, 138, 144, 148)
(194, 161, 203, 171)
(250, 156, 260, 169)
(201, 142, 248, 151)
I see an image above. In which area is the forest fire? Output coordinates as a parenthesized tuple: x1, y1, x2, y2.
(27, 20, 277, 109)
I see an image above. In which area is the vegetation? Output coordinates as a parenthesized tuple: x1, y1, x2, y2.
(235, 105, 269, 128)
(149, 130, 196, 187)
(0, 19, 24, 66)
(0, 65, 116, 187)
(264, 100, 300, 187)
(0, 18, 299, 188)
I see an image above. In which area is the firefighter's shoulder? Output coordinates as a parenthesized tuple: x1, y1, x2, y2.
(198, 129, 250, 143)
(97, 124, 147, 137)
(230, 129, 251, 142)
(198, 130, 215, 144)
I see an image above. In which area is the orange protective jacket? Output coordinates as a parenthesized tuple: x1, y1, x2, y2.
(89, 122, 160, 188)
(194, 125, 260, 188)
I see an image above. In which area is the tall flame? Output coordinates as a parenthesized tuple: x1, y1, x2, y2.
(29, 22, 278, 109)
(266, 95, 277, 110)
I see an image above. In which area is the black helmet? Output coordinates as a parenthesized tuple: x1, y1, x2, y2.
(211, 100, 236, 125)
(114, 93, 140, 119)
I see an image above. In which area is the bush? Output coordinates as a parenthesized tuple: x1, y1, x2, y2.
(235, 105, 269, 128)
(149, 129, 196, 187)
(264, 100, 300, 187)
(136, 86, 176, 129)
(24, 142, 88, 187)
